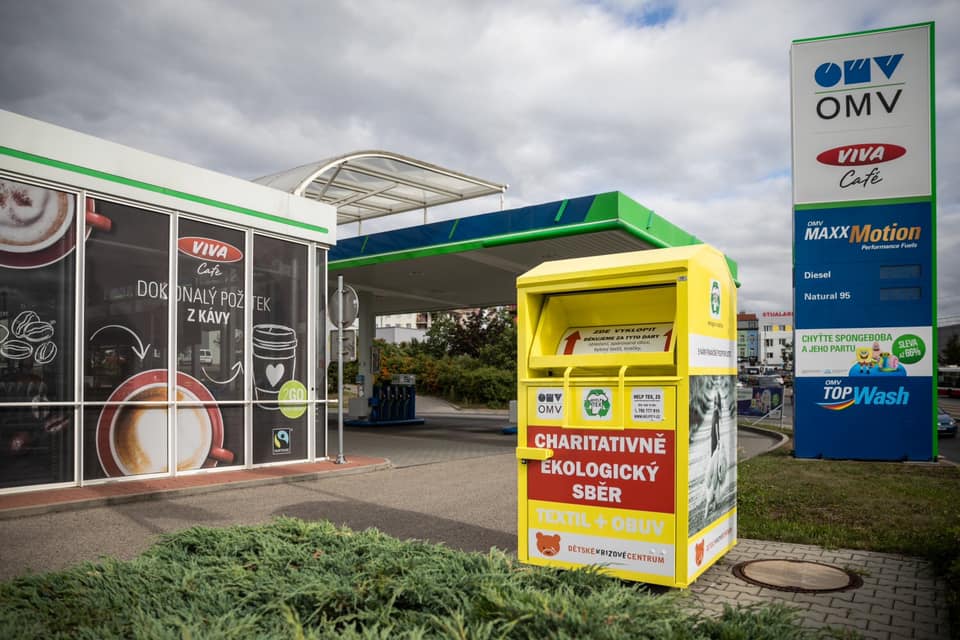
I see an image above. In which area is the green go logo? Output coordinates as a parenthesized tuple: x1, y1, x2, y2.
(279, 380, 307, 419)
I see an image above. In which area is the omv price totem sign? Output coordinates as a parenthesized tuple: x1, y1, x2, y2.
(791, 23, 936, 461)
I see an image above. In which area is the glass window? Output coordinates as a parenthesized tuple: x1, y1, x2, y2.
(252, 235, 308, 464)
(176, 219, 246, 469)
(0, 177, 77, 488)
(83, 199, 169, 479)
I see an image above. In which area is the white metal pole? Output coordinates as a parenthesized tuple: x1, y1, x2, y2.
(336, 274, 346, 464)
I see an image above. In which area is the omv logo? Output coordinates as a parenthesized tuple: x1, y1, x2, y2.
(814, 54, 903, 88)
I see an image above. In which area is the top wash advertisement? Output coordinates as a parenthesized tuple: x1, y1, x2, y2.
(790, 23, 936, 460)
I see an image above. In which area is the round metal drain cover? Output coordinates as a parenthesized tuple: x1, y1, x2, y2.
(732, 559, 863, 593)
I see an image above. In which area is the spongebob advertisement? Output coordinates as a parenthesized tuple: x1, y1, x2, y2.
(795, 327, 933, 378)
(794, 325, 934, 459)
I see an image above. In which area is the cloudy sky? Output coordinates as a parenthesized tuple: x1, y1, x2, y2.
(1, 0, 957, 322)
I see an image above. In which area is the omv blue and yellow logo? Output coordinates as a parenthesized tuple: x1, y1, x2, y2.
(272, 427, 292, 453)
(818, 383, 909, 411)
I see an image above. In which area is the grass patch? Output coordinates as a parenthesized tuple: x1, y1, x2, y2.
(0, 518, 834, 639)
(739, 445, 960, 554)
(739, 442, 960, 632)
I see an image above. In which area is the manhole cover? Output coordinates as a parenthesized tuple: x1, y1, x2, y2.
(732, 559, 863, 593)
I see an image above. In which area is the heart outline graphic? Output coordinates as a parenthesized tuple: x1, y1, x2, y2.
(265, 363, 285, 387)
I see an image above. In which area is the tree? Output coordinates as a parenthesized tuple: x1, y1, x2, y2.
(423, 307, 517, 368)
(780, 340, 794, 372)
(941, 333, 960, 365)
(423, 313, 458, 358)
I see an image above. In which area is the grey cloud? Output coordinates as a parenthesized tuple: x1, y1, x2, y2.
(1, 0, 957, 322)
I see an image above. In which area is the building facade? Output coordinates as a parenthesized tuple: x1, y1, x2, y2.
(737, 313, 759, 365)
(758, 311, 793, 368)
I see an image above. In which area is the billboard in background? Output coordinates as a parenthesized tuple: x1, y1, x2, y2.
(791, 23, 935, 461)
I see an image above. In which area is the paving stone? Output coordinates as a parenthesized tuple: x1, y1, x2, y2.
(853, 609, 893, 626)
(826, 613, 868, 630)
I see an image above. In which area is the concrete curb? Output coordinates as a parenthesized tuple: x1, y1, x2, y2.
(0, 461, 393, 521)
(737, 424, 791, 455)
(417, 412, 510, 421)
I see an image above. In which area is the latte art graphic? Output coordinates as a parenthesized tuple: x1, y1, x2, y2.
(0, 180, 72, 252)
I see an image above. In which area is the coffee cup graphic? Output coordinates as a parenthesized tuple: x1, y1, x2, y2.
(252, 324, 297, 408)
(96, 369, 233, 477)
(0, 193, 113, 270)
(0, 180, 73, 253)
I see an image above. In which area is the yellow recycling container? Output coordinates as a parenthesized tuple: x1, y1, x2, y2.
(516, 245, 738, 588)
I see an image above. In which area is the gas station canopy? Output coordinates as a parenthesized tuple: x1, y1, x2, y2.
(328, 191, 738, 315)
(259, 152, 737, 315)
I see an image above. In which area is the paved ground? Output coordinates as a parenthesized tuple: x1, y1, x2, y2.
(0, 399, 951, 639)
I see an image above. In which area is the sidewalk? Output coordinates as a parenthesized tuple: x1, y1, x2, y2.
(0, 456, 390, 520)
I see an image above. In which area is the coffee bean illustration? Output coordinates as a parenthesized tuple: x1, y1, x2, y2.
(11, 311, 40, 338)
(34, 341, 57, 364)
(22, 321, 54, 343)
(0, 339, 32, 360)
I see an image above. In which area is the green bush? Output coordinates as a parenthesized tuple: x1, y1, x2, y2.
(375, 347, 516, 408)
(0, 518, 823, 639)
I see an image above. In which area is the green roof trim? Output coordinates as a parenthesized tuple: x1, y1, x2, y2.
(0, 145, 330, 235)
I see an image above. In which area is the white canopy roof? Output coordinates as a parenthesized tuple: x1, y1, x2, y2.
(254, 150, 507, 227)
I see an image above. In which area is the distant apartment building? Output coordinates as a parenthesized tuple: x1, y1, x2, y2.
(375, 312, 431, 344)
(758, 310, 793, 368)
(737, 312, 759, 365)
(737, 310, 793, 369)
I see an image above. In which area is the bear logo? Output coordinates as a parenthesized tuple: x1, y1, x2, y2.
(695, 539, 705, 566)
(536, 532, 561, 557)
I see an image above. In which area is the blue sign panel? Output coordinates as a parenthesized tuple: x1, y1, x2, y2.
(794, 376, 932, 460)
(794, 202, 932, 329)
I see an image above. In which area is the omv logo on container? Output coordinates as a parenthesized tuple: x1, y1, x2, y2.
(818, 379, 909, 410)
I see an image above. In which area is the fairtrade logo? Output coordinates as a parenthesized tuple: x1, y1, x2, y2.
(695, 539, 705, 566)
(272, 427, 292, 453)
(178, 237, 243, 263)
(814, 54, 903, 88)
(816, 143, 906, 166)
(709, 280, 721, 319)
(583, 389, 611, 418)
(817, 385, 909, 411)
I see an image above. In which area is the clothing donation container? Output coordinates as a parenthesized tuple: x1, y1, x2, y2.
(516, 245, 738, 587)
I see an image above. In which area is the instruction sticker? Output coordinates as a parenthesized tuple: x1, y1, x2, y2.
(557, 323, 674, 355)
(632, 388, 664, 422)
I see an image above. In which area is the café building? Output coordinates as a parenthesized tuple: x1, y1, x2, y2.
(0, 110, 337, 493)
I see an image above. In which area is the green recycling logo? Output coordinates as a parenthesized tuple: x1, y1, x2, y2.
(583, 389, 611, 418)
(710, 280, 721, 319)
